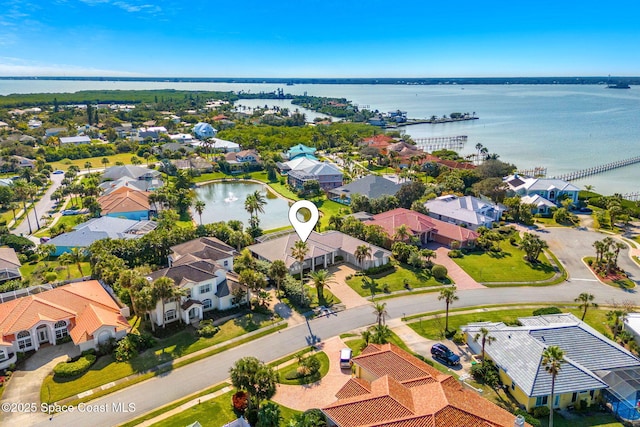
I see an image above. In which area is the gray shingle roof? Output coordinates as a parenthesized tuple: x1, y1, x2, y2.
(329, 175, 402, 200)
(48, 217, 157, 248)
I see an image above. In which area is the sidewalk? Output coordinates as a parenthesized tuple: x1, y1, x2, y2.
(56, 320, 286, 405)
(433, 247, 484, 290)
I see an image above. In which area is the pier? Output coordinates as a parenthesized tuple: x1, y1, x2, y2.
(414, 135, 467, 151)
(552, 155, 640, 181)
(623, 193, 640, 202)
(517, 167, 547, 178)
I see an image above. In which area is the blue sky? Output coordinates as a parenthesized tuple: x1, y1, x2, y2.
(1, 0, 639, 77)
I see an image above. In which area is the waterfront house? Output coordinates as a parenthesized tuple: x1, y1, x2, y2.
(359, 134, 395, 154)
(148, 237, 243, 327)
(360, 208, 478, 248)
(99, 176, 163, 195)
(462, 313, 640, 418)
(59, 135, 91, 145)
(0, 248, 22, 283)
(97, 186, 152, 220)
(504, 174, 580, 213)
(193, 122, 217, 139)
(224, 149, 261, 171)
(248, 230, 391, 274)
(322, 343, 526, 427)
(0, 280, 130, 369)
(328, 175, 402, 205)
(48, 216, 157, 256)
(425, 195, 506, 230)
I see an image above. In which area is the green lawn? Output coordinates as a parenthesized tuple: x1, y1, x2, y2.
(408, 307, 612, 340)
(19, 260, 90, 281)
(49, 153, 156, 172)
(42, 313, 277, 403)
(149, 390, 301, 427)
(34, 214, 86, 238)
(452, 241, 557, 283)
(346, 263, 449, 297)
(276, 351, 330, 385)
(540, 412, 622, 427)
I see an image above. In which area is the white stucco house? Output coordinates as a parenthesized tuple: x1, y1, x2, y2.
(504, 174, 580, 214)
(424, 195, 506, 230)
(147, 237, 243, 327)
(0, 281, 130, 368)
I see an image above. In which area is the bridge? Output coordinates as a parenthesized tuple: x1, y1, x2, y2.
(414, 135, 467, 151)
(552, 155, 640, 182)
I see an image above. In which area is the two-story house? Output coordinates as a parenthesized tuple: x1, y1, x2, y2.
(147, 238, 243, 327)
(504, 174, 580, 214)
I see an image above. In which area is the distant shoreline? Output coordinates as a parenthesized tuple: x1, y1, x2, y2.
(0, 76, 637, 85)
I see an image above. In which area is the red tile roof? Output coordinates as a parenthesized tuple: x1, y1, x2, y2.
(370, 208, 478, 243)
(322, 344, 527, 427)
(98, 186, 150, 214)
(0, 281, 129, 345)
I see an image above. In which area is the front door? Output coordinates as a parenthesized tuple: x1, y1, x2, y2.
(189, 307, 198, 321)
(37, 326, 49, 344)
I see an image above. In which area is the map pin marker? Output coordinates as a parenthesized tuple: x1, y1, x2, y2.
(288, 200, 319, 243)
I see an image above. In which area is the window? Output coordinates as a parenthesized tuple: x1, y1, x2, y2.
(203, 299, 213, 310)
(199, 284, 211, 294)
(17, 330, 32, 351)
(164, 309, 177, 322)
(0, 350, 7, 361)
(535, 396, 548, 406)
(572, 392, 577, 402)
(185, 289, 192, 299)
(54, 320, 68, 340)
(511, 382, 516, 391)
(224, 260, 229, 267)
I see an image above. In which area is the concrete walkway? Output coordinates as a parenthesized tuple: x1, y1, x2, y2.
(433, 246, 484, 290)
(327, 264, 370, 309)
(1, 342, 80, 426)
(271, 336, 352, 411)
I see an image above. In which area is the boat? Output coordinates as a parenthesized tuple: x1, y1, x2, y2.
(607, 82, 630, 89)
(606, 75, 630, 89)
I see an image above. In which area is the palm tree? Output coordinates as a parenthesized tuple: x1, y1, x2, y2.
(27, 182, 40, 230)
(542, 345, 565, 427)
(308, 269, 334, 304)
(575, 293, 597, 321)
(244, 190, 267, 230)
(101, 157, 110, 168)
(38, 243, 55, 266)
(372, 302, 388, 327)
(12, 179, 32, 234)
(69, 247, 85, 276)
(607, 309, 626, 340)
(438, 286, 458, 332)
(393, 224, 411, 242)
(291, 240, 309, 304)
(268, 260, 288, 297)
(371, 324, 392, 344)
(135, 285, 157, 332)
(194, 200, 206, 225)
(58, 252, 73, 279)
(84, 161, 92, 173)
(118, 266, 150, 316)
(239, 269, 266, 310)
(152, 277, 185, 328)
(354, 244, 372, 269)
(473, 327, 496, 363)
(360, 329, 372, 349)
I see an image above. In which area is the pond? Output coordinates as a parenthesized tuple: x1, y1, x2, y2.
(195, 181, 292, 230)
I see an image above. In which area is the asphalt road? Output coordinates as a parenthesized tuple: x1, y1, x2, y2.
(28, 226, 640, 427)
(12, 172, 65, 239)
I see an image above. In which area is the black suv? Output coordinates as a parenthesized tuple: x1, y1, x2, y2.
(431, 343, 461, 366)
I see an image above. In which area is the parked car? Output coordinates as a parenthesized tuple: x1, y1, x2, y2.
(431, 343, 460, 366)
(339, 348, 352, 369)
(39, 236, 51, 243)
(52, 170, 64, 174)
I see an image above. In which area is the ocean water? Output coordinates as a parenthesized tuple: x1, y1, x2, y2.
(1, 80, 638, 195)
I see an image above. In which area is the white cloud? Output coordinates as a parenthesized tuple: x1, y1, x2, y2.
(0, 57, 143, 77)
(78, 0, 161, 14)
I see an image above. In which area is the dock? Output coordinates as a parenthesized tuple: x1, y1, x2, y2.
(552, 155, 640, 181)
(414, 135, 467, 151)
(385, 116, 479, 129)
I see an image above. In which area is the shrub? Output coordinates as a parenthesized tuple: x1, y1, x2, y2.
(431, 264, 448, 281)
(53, 354, 96, 378)
(363, 263, 395, 275)
(470, 360, 500, 388)
(44, 272, 58, 283)
(532, 307, 562, 316)
(587, 259, 593, 266)
(515, 409, 541, 427)
(448, 249, 463, 258)
(452, 331, 466, 345)
(532, 406, 550, 418)
(197, 320, 220, 338)
(232, 390, 248, 413)
(114, 337, 138, 362)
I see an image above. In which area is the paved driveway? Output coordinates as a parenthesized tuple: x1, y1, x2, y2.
(327, 264, 369, 309)
(12, 172, 64, 238)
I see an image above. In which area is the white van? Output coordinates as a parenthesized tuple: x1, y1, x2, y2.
(340, 348, 352, 369)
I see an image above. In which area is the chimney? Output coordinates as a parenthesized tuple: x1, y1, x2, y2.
(514, 414, 525, 427)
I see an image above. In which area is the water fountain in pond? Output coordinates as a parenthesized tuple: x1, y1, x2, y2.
(224, 192, 238, 203)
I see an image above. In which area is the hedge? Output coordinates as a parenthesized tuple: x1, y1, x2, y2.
(53, 354, 97, 378)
